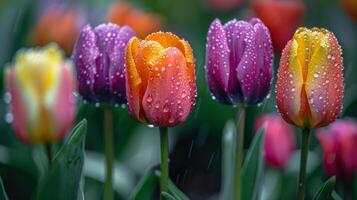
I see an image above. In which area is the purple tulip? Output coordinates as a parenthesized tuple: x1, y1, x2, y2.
(205, 18, 273, 105)
(72, 23, 135, 104)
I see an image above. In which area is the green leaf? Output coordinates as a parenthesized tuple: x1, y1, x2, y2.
(331, 191, 343, 200)
(128, 169, 157, 200)
(0, 177, 8, 200)
(312, 177, 336, 200)
(219, 120, 235, 200)
(155, 170, 190, 200)
(35, 119, 87, 200)
(161, 192, 177, 200)
(241, 128, 265, 200)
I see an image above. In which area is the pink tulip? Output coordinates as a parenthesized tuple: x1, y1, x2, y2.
(255, 114, 295, 168)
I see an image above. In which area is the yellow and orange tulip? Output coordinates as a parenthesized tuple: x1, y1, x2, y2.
(276, 28, 344, 128)
(6, 44, 76, 143)
(125, 32, 196, 127)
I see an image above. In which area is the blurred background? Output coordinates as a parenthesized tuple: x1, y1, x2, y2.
(0, 0, 357, 199)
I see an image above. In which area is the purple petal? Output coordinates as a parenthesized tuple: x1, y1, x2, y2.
(235, 18, 273, 105)
(249, 18, 274, 104)
(223, 19, 252, 103)
(72, 24, 99, 102)
(205, 19, 231, 104)
(109, 25, 135, 103)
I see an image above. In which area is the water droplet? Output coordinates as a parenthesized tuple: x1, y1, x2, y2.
(5, 112, 13, 123)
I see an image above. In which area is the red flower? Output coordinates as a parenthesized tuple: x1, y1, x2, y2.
(252, 0, 306, 53)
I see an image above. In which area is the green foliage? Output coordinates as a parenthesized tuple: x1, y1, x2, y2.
(35, 120, 87, 200)
(312, 176, 336, 200)
(241, 128, 265, 200)
(0, 178, 8, 200)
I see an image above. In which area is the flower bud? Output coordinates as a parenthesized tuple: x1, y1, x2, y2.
(255, 114, 295, 168)
(317, 119, 357, 183)
(126, 32, 196, 127)
(205, 18, 273, 105)
(276, 28, 344, 128)
(6, 44, 76, 143)
(72, 23, 135, 104)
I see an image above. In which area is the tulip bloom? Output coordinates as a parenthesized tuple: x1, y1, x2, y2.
(126, 32, 196, 127)
(255, 114, 295, 168)
(276, 28, 344, 129)
(252, 0, 306, 53)
(32, 6, 82, 54)
(205, 18, 274, 105)
(72, 23, 135, 104)
(317, 119, 357, 183)
(106, 2, 163, 38)
(6, 44, 76, 143)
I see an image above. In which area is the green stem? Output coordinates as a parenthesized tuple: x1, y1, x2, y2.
(45, 143, 52, 167)
(160, 127, 169, 197)
(103, 105, 114, 200)
(297, 128, 310, 200)
(234, 104, 245, 200)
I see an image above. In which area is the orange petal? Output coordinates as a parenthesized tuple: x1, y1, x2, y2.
(276, 40, 305, 127)
(126, 37, 147, 122)
(142, 47, 195, 127)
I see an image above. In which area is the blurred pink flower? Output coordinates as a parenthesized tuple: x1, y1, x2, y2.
(255, 113, 295, 168)
(317, 119, 357, 183)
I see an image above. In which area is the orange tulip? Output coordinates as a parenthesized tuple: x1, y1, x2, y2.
(31, 6, 82, 54)
(106, 2, 163, 38)
(126, 32, 196, 127)
(276, 28, 344, 128)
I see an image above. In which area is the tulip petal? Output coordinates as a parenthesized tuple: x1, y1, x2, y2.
(305, 30, 343, 128)
(142, 47, 194, 127)
(72, 24, 99, 102)
(126, 37, 147, 122)
(249, 18, 274, 104)
(223, 19, 249, 103)
(53, 62, 76, 140)
(276, 40, 305, 127)
(93, 23, 135, 103)
(235, 18, 273, 104)
(6, 68, 31, 143)
(206, 19, 231, 103)
(109, 25, 135, 103)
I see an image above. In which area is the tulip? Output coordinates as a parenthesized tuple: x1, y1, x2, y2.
(317, 119, 357, 184)
(31, 6, 82, 54)
(72, 23, 135, 200)
(276, 27, 344, 200)
(205, 17, 273, 200)
(6, 44, 76, 143)
(205, 18, 274, 106)
(126, 32, 196, 127)
(72, 23, 135, 104)
(255, 114, 295, 169)
(126, 32, 196, 195)
(106, 2, 163, 38)
(276, 27, 344, 129)
(252, 0, 306, 53)
(341, 0, 357, 22)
